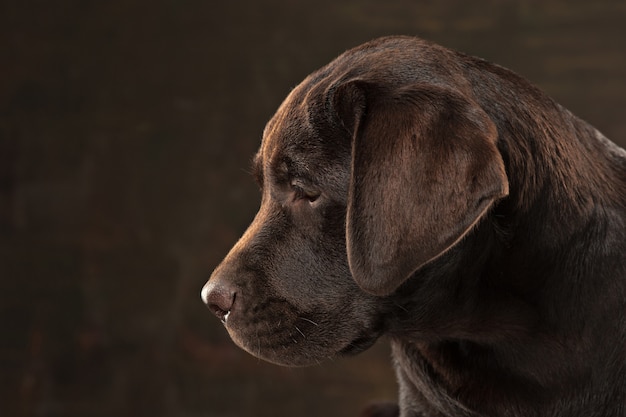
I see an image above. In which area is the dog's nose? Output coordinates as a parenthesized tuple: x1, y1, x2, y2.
(201, 278, 237, 323)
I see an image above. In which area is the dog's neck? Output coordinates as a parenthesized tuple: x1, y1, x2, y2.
(388, 201, 625, 414)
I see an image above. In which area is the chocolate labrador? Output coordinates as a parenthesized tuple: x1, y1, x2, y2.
(201, 36, 626, 416)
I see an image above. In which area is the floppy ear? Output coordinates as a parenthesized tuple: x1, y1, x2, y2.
(333, 81, 509, 296)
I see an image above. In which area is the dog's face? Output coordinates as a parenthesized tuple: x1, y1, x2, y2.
(203, 80, 386, 367)
(202, 37, 509, 367)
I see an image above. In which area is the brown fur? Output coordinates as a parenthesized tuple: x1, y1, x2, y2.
(202, 36, 626, 416)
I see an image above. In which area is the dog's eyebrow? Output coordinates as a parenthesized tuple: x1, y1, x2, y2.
(279, 157, 318, 186)
(251, 152, 264, 187)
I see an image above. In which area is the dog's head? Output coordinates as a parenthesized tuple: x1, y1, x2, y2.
(202, 37, 509, 367)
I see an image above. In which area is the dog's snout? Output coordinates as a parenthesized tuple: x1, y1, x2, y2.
(201, 278, 237, 323)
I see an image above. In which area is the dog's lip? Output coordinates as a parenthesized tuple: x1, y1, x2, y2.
(338, 331, 381, 356)
(221, 310, 231, 325)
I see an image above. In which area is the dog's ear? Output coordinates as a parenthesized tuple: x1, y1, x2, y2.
(332, 81, 509, 296)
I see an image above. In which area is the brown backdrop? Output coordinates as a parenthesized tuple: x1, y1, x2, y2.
(2, 1, 625, 416)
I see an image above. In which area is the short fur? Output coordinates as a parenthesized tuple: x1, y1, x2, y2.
(202, 36, 626, 417)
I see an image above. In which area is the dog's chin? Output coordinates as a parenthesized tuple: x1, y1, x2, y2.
(227, 324, 382, 367)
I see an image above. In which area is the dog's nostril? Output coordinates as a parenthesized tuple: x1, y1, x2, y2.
(201, 280, 236, 323)
(209, 303, 230, 323)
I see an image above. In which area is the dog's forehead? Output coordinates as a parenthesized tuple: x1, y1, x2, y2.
(258, 84, 346, 178)
(262, 91, 312, 153)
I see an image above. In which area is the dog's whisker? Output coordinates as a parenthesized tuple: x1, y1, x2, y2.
(393, 302, 409, 313)
(298, 317, 319, 326)
(294, 325, 306, 339)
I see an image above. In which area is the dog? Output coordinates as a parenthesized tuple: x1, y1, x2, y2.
(201, 36, 626, 416)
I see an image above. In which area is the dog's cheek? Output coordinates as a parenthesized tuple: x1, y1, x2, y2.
(228, 202, 381, 365)
(290, 201, 326, 237)
(269, 232, 383, 346)
(271, 207, 354, 307)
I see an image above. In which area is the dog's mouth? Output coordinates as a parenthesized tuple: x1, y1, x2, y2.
(338, 331, 381, 356)
(221, 310, 231, 324)
(222, 298, 383, 366)
(232, 326, 381, 367)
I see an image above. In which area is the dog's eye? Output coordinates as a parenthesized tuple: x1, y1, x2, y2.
(291, 182, 321, 204)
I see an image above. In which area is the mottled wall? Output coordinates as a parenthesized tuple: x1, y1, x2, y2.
(1, 1, 625, 416)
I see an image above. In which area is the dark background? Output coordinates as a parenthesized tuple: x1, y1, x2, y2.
(1, 1, 625, 416)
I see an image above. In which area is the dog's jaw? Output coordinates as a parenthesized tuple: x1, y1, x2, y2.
(222, 301, 383, 367)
